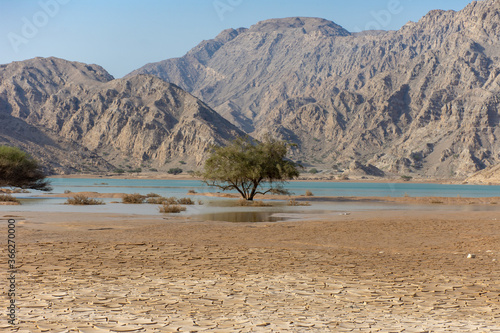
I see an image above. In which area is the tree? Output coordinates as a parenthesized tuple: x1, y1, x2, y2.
(201, 137, 300, 201)
(168, 168, 183, 175)
(0, 146, 52, 191)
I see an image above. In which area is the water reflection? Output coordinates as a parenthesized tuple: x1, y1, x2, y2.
(198, 211, 286, 223)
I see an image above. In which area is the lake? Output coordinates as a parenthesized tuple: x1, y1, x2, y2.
(2, 178, 499, 220)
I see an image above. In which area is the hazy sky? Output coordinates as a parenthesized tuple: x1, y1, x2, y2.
(1, 0, 474, 78)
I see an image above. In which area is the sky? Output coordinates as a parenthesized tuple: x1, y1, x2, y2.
(0, 0, 475, 78)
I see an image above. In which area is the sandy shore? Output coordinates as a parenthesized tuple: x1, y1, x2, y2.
(1, 209, 500, 332)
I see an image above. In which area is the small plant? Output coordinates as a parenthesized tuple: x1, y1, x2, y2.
(66, 194, 104, 205)
(430, 200, 444, 204)
(168, 168, 183, 175)
(127, 168, 142, 173)
(177, 197, 195, 205)
(0, 194, 20, 204)
(146, 197, 167, 204)
(114, 169, 125, 174)
(122, 193, 145, 204)
(305, 190, 314, 196)
(146, 193, 161, 198)
(179, 161, 186, 165)
(64, 190, 72, 194)
(401, 175, 413, 182)
(309, 168, 318, 174)
(187, 189, 197, 194)
(287, 199, 311, 206)
(197, 200, 204, 205)
(149, 168, 158, 172)
(237, 199, 272, 207)
(159, 204, 186, 213)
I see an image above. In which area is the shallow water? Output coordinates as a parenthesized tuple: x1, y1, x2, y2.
(2, 178, 500, 221)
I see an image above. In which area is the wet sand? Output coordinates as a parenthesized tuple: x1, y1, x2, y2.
(1, 209, 500, 332)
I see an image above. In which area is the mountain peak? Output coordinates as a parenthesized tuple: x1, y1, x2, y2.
(249, 17, 350, 36)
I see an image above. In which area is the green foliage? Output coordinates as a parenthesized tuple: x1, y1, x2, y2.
(309, 168, 318, 174)
(0, 146, 51, 191)
(168, 168, 183, 175)
(201, 137, 300, 201)
(65, 194, 104, 205)
(128, 168, 142, 173)
(401, 175, 413, 182)
(114, 169, 125, 174)
(179, 161, 186, 165)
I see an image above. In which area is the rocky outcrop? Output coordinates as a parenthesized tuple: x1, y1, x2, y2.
(466, 163, 500, 184)
(130, 1, 500, 179)
(0, 57, 244, 174)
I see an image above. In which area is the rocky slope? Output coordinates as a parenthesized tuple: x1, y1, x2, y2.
(0, 57, 244, 174)
(130, 1, 500, 178)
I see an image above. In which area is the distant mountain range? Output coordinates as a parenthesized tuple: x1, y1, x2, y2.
(130, 0, 500, 179)
(1, 0, 499, 180)
(0, 58, 243, 174)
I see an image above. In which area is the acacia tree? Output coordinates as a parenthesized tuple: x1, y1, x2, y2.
(0, 146, 52, 191)
(201, 137, 300, 201)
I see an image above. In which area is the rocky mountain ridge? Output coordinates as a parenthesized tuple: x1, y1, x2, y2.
(0, 57, 244, 174)
(130, 0, 500, 178)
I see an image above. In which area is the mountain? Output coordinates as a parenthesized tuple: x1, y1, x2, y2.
(0, 57, 244, 174)
(129, 1, 500, 178)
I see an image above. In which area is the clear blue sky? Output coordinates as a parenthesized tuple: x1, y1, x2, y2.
(0, 0, 474, 78)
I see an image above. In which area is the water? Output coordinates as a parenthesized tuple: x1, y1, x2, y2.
(2, 178, 499, 220)
(26, 178, 500, 198)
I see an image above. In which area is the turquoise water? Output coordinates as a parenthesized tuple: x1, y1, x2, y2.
(42, 178, 500, 198)
(2, 178, 499, 218)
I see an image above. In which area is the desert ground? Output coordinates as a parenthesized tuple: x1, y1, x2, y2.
(1, 206, 500, 332)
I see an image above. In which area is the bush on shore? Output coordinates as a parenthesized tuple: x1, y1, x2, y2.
(66, 194, 104, 205)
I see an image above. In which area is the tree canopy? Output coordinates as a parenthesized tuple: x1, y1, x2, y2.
(0, 146, 52, 191)
(201, 137, 300, 201)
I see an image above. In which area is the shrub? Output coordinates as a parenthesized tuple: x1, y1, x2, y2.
(401, 175, 413, 182)
(114, 169, 125, 174)
(168, 168, 183, 175)
(197, 200, 204, 205)
(159, 204, 186, 213)
(187, 189, 197, 194)
(309, 168, 318, 174)
(66, 194, 104, 205)
(0, 194, 20, 203)
(177, 197, 195, 205)
(237, 199, 272, 207)
(287, 199, 311, 206)
(146, 197, 167, 204)
(179, 161, 186, 165)
(146, 193, 161, 198)
(64, 190, 72, 194)
(149, 168, 158, 172)
(305, 190, 314, 196)
(122, 193, 145, 204)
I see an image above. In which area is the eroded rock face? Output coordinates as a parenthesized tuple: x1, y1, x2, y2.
(130, 1, 500, 178)
(0, 57, 244, 173)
